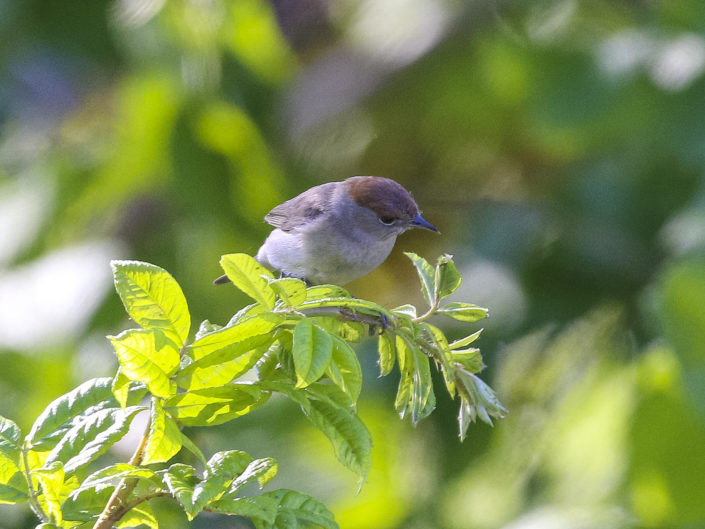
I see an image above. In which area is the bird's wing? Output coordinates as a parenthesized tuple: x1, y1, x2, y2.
(264, 182, 336, 231)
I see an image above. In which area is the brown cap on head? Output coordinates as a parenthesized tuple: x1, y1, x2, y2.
(345, 176, 419, 221)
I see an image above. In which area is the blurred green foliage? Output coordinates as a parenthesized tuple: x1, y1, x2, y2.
(2, 0, 705, 527)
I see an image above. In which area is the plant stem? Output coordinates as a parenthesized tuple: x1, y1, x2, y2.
(413, 296, 440, 324)
(21, 443, 49, 523)
(92, 414, 151, 529)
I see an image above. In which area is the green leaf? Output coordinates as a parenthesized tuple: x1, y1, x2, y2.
(63, 480, 114, 522)
(451, 348, 484, 373)
(404, 252, 436, 306)
(44, 406, 143, 475)
(74, 464, 159, 500)
(0, 416, 21, 466)
(228, 302, 267, 326)
(193, 450, 254, 510)
(0, 475, 28, 503)
(208, 494, 278, 527)
(293, 320, 333, 389)
(226, 457, 278, 495)
(161, 464, 200, 520)
(298, 298, 395, 322)
(177, 315, 280, 390)
(302, 390, 372, 479)
(262, 489, 338, 529)
(269, 277, 307, 308)
(377, 332, 396, 376)
(109, 329, 180, 398)
(111, 369, 132, 409)
(111, 260, 191, 346)
(190, 315, 280, 362)
(392, 304, 417, 319)
(435, 254, 462, 299)
(314, 317, 365, 343)
(305, 285, 351, 300)
(220, 253, 276, 309)
(421, 323, 456, 397)
(195, 319, 223, 341)
(28, 378, 117, 451)
(394, 334, 435, 425)
(259, 380, 311, 409)
(179, 432, 207, 467)
(325, 337, 362, 404)
(116, 502, 158, 529)
(142, 400, 182, 465)
(165, 384, 268, 426)
(449, 329, 483, 349)
(456, 369, 508, 441)
(34, 462, 64, 524)
(437, 302, 489, 322)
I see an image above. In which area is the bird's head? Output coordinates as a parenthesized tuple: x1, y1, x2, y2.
(344, 176, 439, 238)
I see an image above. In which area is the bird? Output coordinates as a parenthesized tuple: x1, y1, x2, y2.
(214, 176, 438, 286)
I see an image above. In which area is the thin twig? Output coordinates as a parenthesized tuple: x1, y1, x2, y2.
(92, 409, 152, 529)
(21, 443, 49, 523)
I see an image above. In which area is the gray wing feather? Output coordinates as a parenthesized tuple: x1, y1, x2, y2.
(264, 182, 336, 231)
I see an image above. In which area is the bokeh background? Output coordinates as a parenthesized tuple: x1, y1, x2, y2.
(2, 0, 705, 527)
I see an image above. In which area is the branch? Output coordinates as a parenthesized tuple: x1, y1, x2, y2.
(92, 411, 151, 529)
(21, 443, 49, 524)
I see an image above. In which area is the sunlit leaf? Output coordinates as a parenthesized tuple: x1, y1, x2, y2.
(298, 298, 395, 322)
(44, 406, 143, 474)
(179, 433, 207, 466)
(190, 315, 280, 362)
(392, 304, 417, 319)
(161, 464, 200, 520)
(269, 277, 307, 308)
(220, 253, 276, 309)
(142, 400, 182, 465)
(378, 332, 396, 376)
(404, 252, 436, 306)
(456, 369, 507, 441)
(394, 333, 435, 424)
(226, 457, 278, 495)
(0, 451, 21, 487)
(437, 302, 489, 322)
(208, 493, 278, 527)
(28, 378, 117, 451)
(421, 323, 456, 397)
(451, 348, 484, 373)
(0, 416, 21, 465)
(193, 450, 253, 511)
(305, 285, 351, 300)
(63, 480, 114, 522)
(325, 337, 362, 404)
(0, 474, 28, 503)
(435, 254, 462, 299)
(116, 501, 158, 529)
(293, 320, 333, 388)
(195, 320, 223, 341)
(75, 464, 158, 495)
(111, 370, 131, 409)
(109, 329, 180, 398)
(449, 329, 483, 350)
(111, 260, 191, 346)
(34, 462, 64, 525)
(302, 390, 372, 479)
(177, 334, 275, 390)
(263, 489, 338, 529)
(165, 384, 268, 426)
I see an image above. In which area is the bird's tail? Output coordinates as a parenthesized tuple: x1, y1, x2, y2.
(213, 274, 231, 285)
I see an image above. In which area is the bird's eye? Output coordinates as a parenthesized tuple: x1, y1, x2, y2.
(379, 216, 396, 225)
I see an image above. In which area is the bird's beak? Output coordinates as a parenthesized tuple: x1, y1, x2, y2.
(411, 214, 440, 233)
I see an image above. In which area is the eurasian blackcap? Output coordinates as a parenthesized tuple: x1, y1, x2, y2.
(214, 176, 438, 285)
